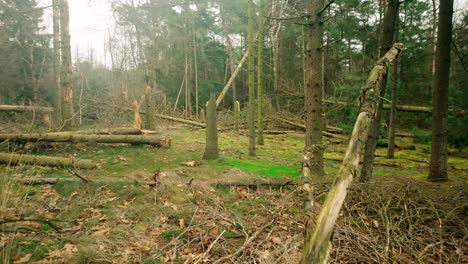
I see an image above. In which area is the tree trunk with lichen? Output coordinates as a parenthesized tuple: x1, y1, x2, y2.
(59, 0, 74, 129)
(203, 94, 219, 160)
(53, 0, 61, 114)
(300, 43, 403, 263)
(0, 152, 96, 168)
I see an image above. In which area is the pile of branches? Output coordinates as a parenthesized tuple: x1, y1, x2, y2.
(331, 180, 467, 263)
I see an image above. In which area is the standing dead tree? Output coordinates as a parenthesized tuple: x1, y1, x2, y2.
(300, 43, 403, 263)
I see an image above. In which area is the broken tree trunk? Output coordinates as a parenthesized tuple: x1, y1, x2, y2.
(323, 99, 468, 116)
(203, 94, 219, 160)
(0, 105, 53, 127)
(0, 105, 53, 114)
(16, 178, 59, 185)
(216, 50, 250, 108)
(47, 127, 143, 136)
(0, 133, 170, 147)
(155, 113, 206, 128)
(133, 99, 142, 129)
(145, 86, 157, 130)
(0, 152, 97, 168)
(301, 43, 403, 262)
(275, 117, 347, 140)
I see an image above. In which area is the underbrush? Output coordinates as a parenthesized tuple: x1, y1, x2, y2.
(0, 126, 466, 263)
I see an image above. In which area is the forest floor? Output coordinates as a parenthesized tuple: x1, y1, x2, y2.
(0, 125, 467, 263)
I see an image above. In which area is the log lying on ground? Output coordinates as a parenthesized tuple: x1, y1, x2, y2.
(16, 178, 58, 185)
(47, 127, 143, 136)
(274, 117, 348, 140)
(0, 133, 171, 147)
(154, 113, 207, 128)
(323, 99, 468, 116)
(0, 105, 54, 114)
(215, 180, 300, 189)
(0, 152, 97, 168)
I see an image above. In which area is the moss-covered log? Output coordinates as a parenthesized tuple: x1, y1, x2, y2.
(0, 105, 54, 114)
(0, 133, 170, 147)
(0, 153, 96, 168)
(47, 127, 143, 136)
(16, 178, 59, 185)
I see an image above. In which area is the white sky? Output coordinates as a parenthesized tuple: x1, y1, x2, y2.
(41, 0, 114, 64)
(39, 0, 468, 65)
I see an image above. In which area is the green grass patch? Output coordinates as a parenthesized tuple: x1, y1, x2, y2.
(211, 158, 300, 178)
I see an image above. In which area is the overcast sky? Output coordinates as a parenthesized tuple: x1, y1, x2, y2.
(40, 0, 468, 65)
(41, 0, 114, 65)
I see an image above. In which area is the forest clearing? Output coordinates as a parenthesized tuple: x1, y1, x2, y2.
(1, 0, 467, 263)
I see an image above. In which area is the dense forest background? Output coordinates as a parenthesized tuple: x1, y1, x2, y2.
(0, 0, 466, 148)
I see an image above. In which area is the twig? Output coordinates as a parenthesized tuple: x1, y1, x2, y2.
(191, 230, 226, 264)
(212, 219, 274, 264)
(67, 168, 93, 183)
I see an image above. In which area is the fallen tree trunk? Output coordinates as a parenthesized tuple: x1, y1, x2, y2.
(47, 127, 143, 136)
(216, 50, 250, 107)
(323, 99, 468, 116)
(16, 178, 58, 185)
(0, 152, 97, 168)
(274, 117, 348, 140)
(0, 133, 170, 147)
(301, 43, 403, 262)
(154, 113, 206, 128)
(0, 105, 54, 114)
(215, 180, 299, 189)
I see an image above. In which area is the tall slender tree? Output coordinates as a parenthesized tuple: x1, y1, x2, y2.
(247, 0, 256, 157)
(428, 0, 453, 181)
(53, 0, 61, 114)
(304, 0, 324, 176)
(59, 0, 74, 128)
(257, 0, 264, 146)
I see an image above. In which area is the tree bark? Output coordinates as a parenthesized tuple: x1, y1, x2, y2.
(0, 152, 96, 168)
(0, 133, 170, 147)
(247, 0, 256, 157)
(59, 0, 74, 129)
(234, 101, 240, 132)
(387, 22, 400, 159)
(304, 0, 324, 176)
(387, 55, 398, 158)
(144, 86, 157, 130)
(257, 0, 264, 146)
(322, 99, 467, 115)
(0, 105, 53, 114)
(16, 178, 59, 185)
(360, 0, 399, 182)
(429, 0, 453, 182)
(52, 0, 61, 114)
(203, 94, 219, 160)
(300, 43, 403, 263)
(46, 127, 143, 136)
